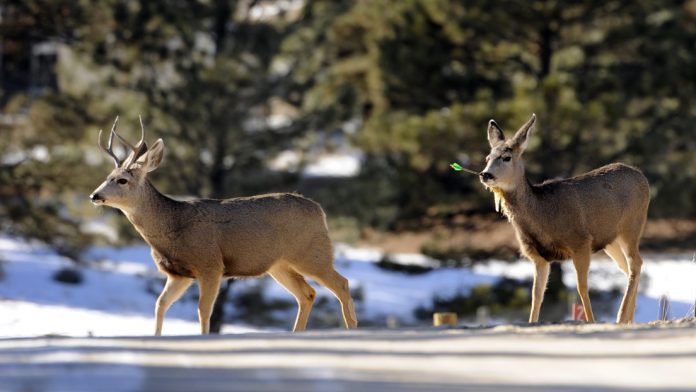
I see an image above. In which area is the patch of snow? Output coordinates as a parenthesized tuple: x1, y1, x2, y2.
(248, 0, 304, 21)
(269, 148, 363, 178)
(267, 114, 292, 129)
(268, 150, 301, 172)
(334, 243, 438, 267)
(0, 237, 255, 337)
(303, 153, 361, 178)
(331, 256, 497, 322)
(80, 220, 119, 243)
(474, 254, 696, 322)
(0, 301, 253, 337)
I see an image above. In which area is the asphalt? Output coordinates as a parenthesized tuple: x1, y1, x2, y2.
(0, 322, 694, 392)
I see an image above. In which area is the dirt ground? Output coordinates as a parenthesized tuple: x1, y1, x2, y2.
(357, 217, 696, 256)
(1, 321, 694, 392)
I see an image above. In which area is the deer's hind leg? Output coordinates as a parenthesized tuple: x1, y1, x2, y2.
(310, 268, 358, 329)
(604, 241, 629, 276)
(616, 237, 643, 324)
(291, 247, 357, 328)
(605, 241, 637, 323)
(268, 263, 316, 332)
(290, 235, 358, 329)
(155, 275, 193, 336)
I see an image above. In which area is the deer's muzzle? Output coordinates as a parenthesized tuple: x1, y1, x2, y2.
(90, 192, 105, 204)
(480, 172, 495, 182)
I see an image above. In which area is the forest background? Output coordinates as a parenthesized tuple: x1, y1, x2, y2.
(1, 0, 695, 329)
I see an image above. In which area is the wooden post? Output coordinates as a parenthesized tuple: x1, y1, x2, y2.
(572, 304, 586, 321)
(659, 294, 670, 321)
(475, 306, 490, 326)
(691, 253, 696, 319)
(433, 312, 458, 327)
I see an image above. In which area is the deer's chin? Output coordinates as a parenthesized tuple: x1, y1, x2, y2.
(92, 199, 117, 208)
(480, 178, 495, 188)
(481, 178, 499, 189)
(483, 181, 513, 193)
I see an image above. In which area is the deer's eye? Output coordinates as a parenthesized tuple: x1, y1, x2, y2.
(117, 178, 128, 185)
(502, 156, 511, 162)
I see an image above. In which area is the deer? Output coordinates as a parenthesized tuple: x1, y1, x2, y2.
(89, 116, 358, 335)
(478, 114, 650, 324)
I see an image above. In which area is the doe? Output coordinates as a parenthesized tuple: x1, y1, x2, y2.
(479, 114, 649, 323)
(90, 117, 358, 335)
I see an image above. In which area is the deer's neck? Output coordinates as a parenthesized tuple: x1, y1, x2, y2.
(121, 181, 184, 245)
(498, 175, 538, 222)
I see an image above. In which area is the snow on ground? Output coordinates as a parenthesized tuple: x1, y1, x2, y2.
(0, 236, 694, 338)
(0, 237, 254, 337)
(0, 300, 255, 337)
(268, 149, 363, 177)
(474, 254, 696, 322)
(303, 152, 361, 177)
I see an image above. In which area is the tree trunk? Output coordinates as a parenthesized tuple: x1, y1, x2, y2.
(542, 261, 568, 322)
(209, 279, 233, 334)
(538, 23, 556, 170)
(538, 25, 553, 80)
(208, 0, 234, 335)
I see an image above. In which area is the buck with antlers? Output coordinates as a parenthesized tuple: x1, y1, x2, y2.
(90, 117, 358, 335)
(479, 114, 650, 324)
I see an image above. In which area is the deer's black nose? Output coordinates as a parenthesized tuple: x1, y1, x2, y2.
(480, 172, 495, 182)
(90, 193, 103, 202)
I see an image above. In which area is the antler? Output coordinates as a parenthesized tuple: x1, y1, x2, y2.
(97, 115, 151, 168)
(137, 114, 146, 148)
(98, 116, 122, 168)
(112, 114, 145, 148)
(122, 114, 149, 168)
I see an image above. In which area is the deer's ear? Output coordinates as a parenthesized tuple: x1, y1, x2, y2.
(487, 119, 505, 147)
(142, 139, 164, 173)
(512, 113, 536, 152)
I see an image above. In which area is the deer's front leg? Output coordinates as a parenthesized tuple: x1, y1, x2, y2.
(196, 273, 222, 334)
(572, 247, 595, 323)
(155, 275, 193, 336)
(529, 257, 550, 323)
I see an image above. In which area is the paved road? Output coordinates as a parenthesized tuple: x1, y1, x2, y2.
(0, 323, 694, 392)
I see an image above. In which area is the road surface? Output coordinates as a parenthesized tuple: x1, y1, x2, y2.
(0, 322, 694, 392)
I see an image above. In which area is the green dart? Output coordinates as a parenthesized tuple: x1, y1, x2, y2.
(450, 162, 480, 176)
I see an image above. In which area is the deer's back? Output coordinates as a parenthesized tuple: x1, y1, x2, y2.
(211, 193, 329, 276)
(535, 163, 649, 210)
